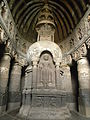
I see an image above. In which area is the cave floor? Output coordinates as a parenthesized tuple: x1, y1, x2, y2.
(0, 108, 90, 120)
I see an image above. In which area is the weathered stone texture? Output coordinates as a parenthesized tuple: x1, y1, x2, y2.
(0, 54, 11, 114)
(8, 63, 22, 111)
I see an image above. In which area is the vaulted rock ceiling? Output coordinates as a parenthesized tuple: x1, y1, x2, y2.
(7, 0, 89, 43)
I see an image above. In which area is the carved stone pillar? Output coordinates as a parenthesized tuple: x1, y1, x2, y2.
(62, 65, 73, 92)
(0, 53, 11, 114)
(19, 66, 32, 118)
(61, 65, 76, 110)
(72, 43, 90, 116)
(55, 62, 60, 88)
(32, 61, 38, 89)
(61, 55, 76, 110)
(8, 62, 22, 111)
(22, 66, 32, 106)
(77, 57, 90, 117)
(24, 66, 32, 90)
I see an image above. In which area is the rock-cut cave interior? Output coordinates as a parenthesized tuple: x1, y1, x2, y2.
(0, 0, 90, 120)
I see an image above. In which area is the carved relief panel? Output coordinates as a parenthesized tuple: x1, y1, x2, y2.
(37, 52, 55, 89)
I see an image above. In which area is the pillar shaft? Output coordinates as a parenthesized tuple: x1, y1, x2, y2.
(22, 66, 32, 105)
(24, 66, 32, 90)
(0, 54, 11, 113)
(8, 62, 22, 111)
(77, 57, 90, 117)
(62, 65, 76, 110)
(32, 61, 37, 89)
(55, 62, 60, 88)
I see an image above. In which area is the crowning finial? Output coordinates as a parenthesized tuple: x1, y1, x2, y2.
(35, 3, 55, 42)
(36, 3, 55, 27)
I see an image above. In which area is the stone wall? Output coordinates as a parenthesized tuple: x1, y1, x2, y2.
(59, 7, 90, 55)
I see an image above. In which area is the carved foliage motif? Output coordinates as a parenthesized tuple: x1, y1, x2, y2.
(32, 96, 62, 108)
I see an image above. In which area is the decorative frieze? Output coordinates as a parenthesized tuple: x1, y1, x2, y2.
(59, 7, 90, 55)
(0, 0, 26, 58)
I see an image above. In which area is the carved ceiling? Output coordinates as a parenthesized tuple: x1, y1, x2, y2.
(7, 0, 89, 43)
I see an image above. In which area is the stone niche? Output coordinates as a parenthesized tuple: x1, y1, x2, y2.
(19, 41, 75, 119)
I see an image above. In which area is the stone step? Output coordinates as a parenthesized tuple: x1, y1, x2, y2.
(26, 107, 71, 120)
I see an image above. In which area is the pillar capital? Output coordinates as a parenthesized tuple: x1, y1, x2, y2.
(0, 53, 11, 68)
(15, 54, 27, 67)
(25, 65, 32, 73)
(5, 40, 13, 56)
(61, 55, 72, 67)
(71, 43, 87, 61)
(2, 52, 12, 59)
(77, 56, 88, 65)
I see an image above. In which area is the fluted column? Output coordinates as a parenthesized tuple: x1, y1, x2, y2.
(0, 53, 11, 113)
(77, 57, 90, 117)
(8, 62, 22, 111)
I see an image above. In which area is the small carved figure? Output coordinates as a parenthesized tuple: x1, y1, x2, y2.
(70, 38, 74, 48)
(78, 28, 82, 40)
(1, 3, 8, 20)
